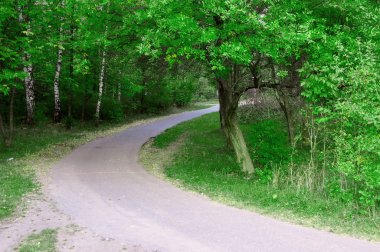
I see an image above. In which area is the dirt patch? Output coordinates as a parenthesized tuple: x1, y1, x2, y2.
(139, 134, 187, 179)
(0, 184, 150, 252)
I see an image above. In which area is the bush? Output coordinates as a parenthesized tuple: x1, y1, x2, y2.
(170, 80, 196, 107)
(194, 77, 217, 101)
(141, 81, 173, 113)
(100, 97, 124, 122)
(64, 116, 74, 129)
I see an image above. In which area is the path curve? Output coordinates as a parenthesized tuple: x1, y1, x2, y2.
(50, 106, 379, 252)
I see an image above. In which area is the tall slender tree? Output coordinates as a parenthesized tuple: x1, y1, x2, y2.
(53, 0, 65, 123)
(95, 1, 109, 126)
(18, 3, 35, 125)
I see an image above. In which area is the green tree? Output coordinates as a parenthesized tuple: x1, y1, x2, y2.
(0, 0, 26, 145)
(138, 0, 316, 173)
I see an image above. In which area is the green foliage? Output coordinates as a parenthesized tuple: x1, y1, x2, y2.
(300, 0, 380, 212)
(241, 120, 291, 168)
(169, 79, 196, 107)
(194, 77, 217, 101)
(141, 81, 173, 113)
(0, 0, 25, 95)
(100, 97, 124, 122)
(140, 0, 271, 74)
(0, 163, 35, 219)
(64, 116, 74, 129)
(34, 103, 50, 123)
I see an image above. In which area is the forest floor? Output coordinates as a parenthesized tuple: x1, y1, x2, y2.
(0, 102, 214, 252)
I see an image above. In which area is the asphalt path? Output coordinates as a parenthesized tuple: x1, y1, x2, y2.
(50, 106, 380, 252)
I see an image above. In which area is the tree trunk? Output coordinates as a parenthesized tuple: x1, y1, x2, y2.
(23, 54, 35, 125)
(0, 114, 6, 145)
(95, 49, 106, 126)
(53, 29, 64, 123)
(94, 3, 109, 127)
(68, 48, 73, 118)
(81, 83, 87, 123)
(117, 82, 121, 102)
(7, 87, 15, 146)
(18, 7, 35, 125)
(0, 88, 16, 147)
(67, 2, 75, 118)
(81, 96, 85, 122)
(276, 89, 295, 146)
(139, 66, 147, 113)
(217, 78, 255, 174)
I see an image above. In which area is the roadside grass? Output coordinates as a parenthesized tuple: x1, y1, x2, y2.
(141, 112, 380, 241)
(0, 102, 214, 220)
(17, 229, 57, 252)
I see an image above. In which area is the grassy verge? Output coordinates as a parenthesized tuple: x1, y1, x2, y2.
(0, 103, 214, 220)
(140, 112, 380, 241)
(17, 229, 57, 252)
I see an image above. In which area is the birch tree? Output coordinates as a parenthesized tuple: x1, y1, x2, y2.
(95, 47, 107, 126)
(53, 0, 65, 123)
(18, 4, 35, 125)
(94, 1, 109, 126)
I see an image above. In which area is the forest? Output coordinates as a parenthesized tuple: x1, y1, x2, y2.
(0, 0, 379, 241)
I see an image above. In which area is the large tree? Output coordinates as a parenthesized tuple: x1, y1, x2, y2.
(18, 0, 36, 125)
(138, 0, 315, 173)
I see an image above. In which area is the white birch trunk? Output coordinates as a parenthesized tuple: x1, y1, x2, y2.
(53, 2, 65, 123)
(95, 48, 107, 126)
(95, 9, 109, 126)
(23, 53, 35, 125)
(53, 46, 63, 122)
(18, 8, 35, 124)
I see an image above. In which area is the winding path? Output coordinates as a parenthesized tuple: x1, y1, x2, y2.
(50, 106, 379, 252)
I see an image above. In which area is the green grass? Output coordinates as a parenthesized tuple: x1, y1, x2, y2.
(146, 112, 380, 241)
(18, 229, 57, 252)
(0, 102, 214, 220)
(0, 121, 126, 219)
(0, 164, 35, 219)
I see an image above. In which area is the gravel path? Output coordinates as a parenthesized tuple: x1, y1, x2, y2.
(49, 106, 380, 252)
